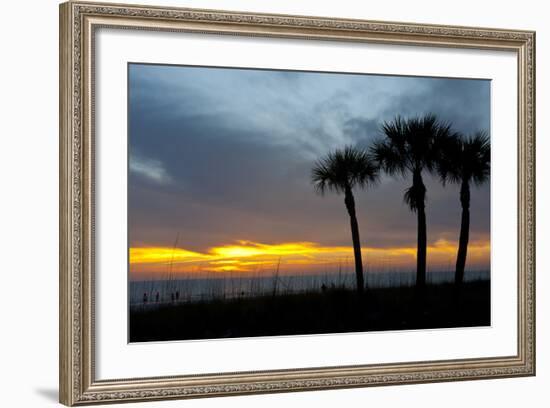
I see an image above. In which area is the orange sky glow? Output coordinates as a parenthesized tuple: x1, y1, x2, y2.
(129, 239, 490, 279)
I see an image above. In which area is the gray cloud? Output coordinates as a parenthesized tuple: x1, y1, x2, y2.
(128, 64, 490, 261)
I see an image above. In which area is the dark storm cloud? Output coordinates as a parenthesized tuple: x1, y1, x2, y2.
(377, 76, 490, 135)
(128, 64, 490, 254)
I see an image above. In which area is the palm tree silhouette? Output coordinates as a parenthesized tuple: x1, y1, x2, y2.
(311, 146, 379, 294)
(371, 114, 452, 289)
(437, 131, 490, 287)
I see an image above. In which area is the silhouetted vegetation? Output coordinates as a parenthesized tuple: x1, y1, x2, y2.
(130, 280, 490, 342)
(371, 114, 453, 290)
(437, 131, 491, 288)
(311, 146, 379, 293)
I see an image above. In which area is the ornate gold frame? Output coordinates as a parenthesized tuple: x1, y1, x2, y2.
(59, 1, 536, 405)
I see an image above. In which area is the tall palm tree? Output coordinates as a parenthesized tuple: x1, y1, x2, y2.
(311, 146, 379, 294)
(437, 131, 490, 287)
(371, 114, 452, 289)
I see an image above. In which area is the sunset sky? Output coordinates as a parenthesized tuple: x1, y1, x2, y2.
(128, 63, 491, 280)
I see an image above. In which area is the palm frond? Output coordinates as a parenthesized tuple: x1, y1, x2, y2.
(311, 146, 379, 195)
(370, 139, 406, 176)
(403, 180, 427, 212)
(374, 113, 455, 212)
(436, 130, 490, 186)
(375, 113, 453, 175)
(436, 131, 464, 185)
(466, 131, 491, 186)
(311, 159, 335, 195)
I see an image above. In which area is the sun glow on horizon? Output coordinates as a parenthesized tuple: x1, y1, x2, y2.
(129, 239, 490, 278)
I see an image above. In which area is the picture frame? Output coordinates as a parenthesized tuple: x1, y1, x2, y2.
(59, 1, 536, 405)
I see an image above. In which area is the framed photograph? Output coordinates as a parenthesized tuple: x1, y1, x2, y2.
(59, 1, 535, 405)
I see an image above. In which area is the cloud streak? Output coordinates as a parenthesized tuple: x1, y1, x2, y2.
(130, 154, 173, 185)
(129, 239, 490, 279)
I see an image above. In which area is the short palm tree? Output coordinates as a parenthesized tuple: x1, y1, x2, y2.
(311, 146, 379, 294)
(371, 114, 452, 289)
(437, 131, 490, 287)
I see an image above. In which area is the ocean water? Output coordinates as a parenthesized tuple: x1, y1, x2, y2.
(129, 269, 490, 306)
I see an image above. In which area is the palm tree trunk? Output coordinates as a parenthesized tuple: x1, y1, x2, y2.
(344, 186, 364, 294)
(417, 205, 427, 288)
(414, 170, 427, 289)
(455, 179, 470, 286)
